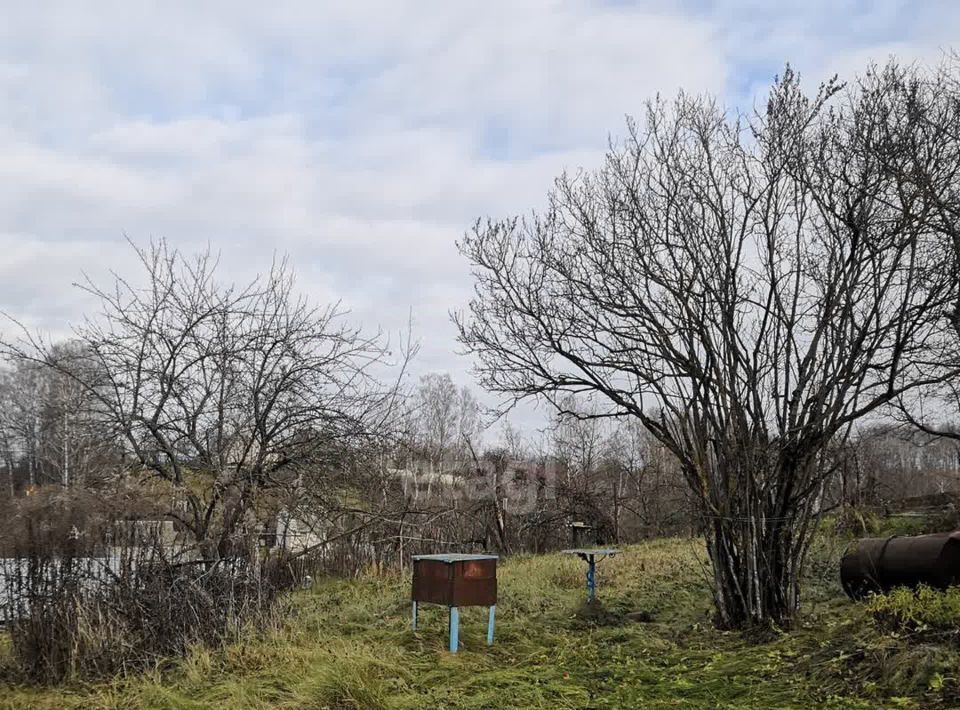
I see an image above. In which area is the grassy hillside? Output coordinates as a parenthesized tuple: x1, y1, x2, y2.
(2, 533, 959, 709)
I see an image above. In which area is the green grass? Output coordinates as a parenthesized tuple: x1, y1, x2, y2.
(2, 535, 959, 709)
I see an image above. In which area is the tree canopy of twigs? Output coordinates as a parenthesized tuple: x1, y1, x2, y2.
(455, 62, 960, 629)
(3, 240, 410, 559)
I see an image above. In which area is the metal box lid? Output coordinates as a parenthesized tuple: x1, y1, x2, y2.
(412, 554, 499, 563)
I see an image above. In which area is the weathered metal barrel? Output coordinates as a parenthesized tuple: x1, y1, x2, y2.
(840, 531, 960, 599)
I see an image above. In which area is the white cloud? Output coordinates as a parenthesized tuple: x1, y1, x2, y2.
(0, 0, 956, 434)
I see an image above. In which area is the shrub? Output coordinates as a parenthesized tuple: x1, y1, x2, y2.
(0, 519, 310, 683)
(867, 585, 960, 635)
(0, 484, 167, 557)
(831, 507, 882, 537)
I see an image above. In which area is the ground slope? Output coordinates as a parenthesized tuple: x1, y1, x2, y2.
(2, 535, 957, 709)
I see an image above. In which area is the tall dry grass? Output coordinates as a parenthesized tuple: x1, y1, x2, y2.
(1, 518, 316, 684)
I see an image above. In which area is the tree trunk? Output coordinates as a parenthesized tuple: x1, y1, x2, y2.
(706, 512, 803, 629)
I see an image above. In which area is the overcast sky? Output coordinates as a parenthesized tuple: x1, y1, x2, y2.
(1, 1, 957, 435)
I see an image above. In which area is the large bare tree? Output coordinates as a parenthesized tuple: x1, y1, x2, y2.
(5, 241, 406, 559)
(456, 65, 960, 628)
(873, 57, 960, 439)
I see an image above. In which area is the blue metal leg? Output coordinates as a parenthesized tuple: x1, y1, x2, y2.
(487, 605, 496, 646)
(412, 601, 418, 631)
(587, 555, 596, 603)
(449, 606, 459, 653)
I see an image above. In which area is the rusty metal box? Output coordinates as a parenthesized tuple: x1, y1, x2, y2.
(411, 554, 498, 607)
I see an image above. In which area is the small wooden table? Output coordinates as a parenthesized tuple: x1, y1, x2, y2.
(411, 553, 498, 653)
(562, 548, 620, 602)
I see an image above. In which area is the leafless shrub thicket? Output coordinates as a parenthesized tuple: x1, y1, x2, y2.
(456, 59, 960, 629)
(0, 512, 313, 683)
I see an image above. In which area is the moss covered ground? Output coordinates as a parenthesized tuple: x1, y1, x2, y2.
(3, 531, 960, 709)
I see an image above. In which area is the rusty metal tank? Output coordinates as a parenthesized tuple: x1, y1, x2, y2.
(840, 531, 960, 599)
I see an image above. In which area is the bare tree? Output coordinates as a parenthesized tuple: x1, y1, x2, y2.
(0, 359, 44, 489)
(411, 372, 480, 475)
(0, 366, 22, 495)
(455, 65, 960, 628)
(551, 395, 604, 487)
(0, 346, 112, 491)
(871, 57, 960, 440)
(37, 341, 117, 488)
(607, 419, 695, 537)
(5, 240, 407, 560)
